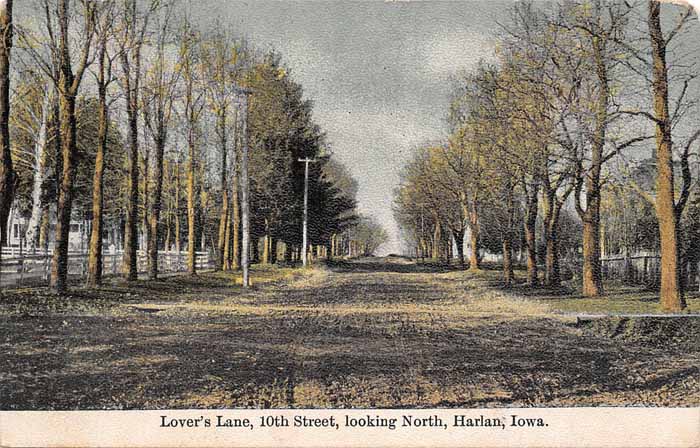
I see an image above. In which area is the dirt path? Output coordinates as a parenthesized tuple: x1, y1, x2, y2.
(1, 258, 698, 409)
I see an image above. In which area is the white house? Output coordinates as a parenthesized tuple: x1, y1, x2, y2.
(3, 207, 91, 252)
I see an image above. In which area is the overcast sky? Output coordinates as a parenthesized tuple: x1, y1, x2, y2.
(191, 0, 510, 255)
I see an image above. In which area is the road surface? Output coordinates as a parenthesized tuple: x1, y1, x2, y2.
(1, 257, 698, 409)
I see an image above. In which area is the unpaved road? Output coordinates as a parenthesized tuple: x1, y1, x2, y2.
(1, 258, 699, 409)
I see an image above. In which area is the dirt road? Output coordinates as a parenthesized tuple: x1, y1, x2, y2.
(1, 258, 699, 409)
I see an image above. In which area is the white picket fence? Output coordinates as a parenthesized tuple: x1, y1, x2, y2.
(0, 249, 213, 288)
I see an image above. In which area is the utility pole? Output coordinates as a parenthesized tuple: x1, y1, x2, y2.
(420, 203, 425, 260)
(236, 86, 253, 287)
(299, 157, 317, 267)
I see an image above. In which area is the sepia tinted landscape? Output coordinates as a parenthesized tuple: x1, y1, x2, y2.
(1, 0, 699, 410)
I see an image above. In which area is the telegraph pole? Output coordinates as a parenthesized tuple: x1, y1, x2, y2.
(299, 157, 317, 267)
(236, 86, 253, 287)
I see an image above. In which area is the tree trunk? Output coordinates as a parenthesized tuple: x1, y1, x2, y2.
(187, 133, 196, 274)
(215, 108, 227, 271)
(87, 79, 108, 287)
(174, 158, 181, 253)
(544, 227, 560, 287)
(648, 1, 685, 311)
(217, 189, 228, 270)
(270, 237, 277, 264)
(239, 94, 250, 287)
(453, 228, 465, 268)
(542, 188, 563, 287)
(444, 231, 452, 264)
(524, 182, 538, 286)
(122, 92, 139, 281)
(39, 205, 49, 250)
(0, 0, 13, 260)
(432, 220, 441, 260)
(262, 232, 270, 264)
(578, 29, 608, 297)
(148, 134, 165, 280)
(25, 90, 51, 252)
(222, 204, 232, 270)
(50, 92, 77, 293)
(164, 212, 170, 252)
(503, 238, 514, 287)
(141, 151, 150, 259)
(252, 236, 260, 264)
(467, 199, 481, 271)
(469, 226, 480, 270)
(284, 241, 292, 263)
(231, 188, 240, 270)
(581, 218, 603, 296)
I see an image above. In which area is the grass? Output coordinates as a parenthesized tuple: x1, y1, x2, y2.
(438, 262, 700, 315)
(536, 289, 700, 315)
(0, 264, 313, 317)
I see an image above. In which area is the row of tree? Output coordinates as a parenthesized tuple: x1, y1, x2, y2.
(0, 0, 385, 293)
(394, 0, 699, 312)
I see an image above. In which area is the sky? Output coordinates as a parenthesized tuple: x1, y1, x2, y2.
(192, 0, 510, 255)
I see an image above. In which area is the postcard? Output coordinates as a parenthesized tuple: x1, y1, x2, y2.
(0, 1, 698, 447)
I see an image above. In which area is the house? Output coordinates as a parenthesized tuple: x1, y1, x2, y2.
(3, 207, 91, 252)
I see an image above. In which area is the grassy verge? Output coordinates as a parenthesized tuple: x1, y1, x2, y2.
(458, 264, 700, 315)
(537, 289, 700, 315)
(0, 264, 315, 317)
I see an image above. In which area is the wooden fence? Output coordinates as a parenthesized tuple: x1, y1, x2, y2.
(0, 249, 213, 288)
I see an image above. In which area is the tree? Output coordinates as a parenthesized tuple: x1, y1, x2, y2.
(37, 0, 97, 293)
(0, 0, 13, 271)
(347, 215, 388, 257)
(554, 0, 641, 296)
(244, 55, 308, 265)
(178, 18, 206, 275)
(199, 26, 247, 271)
(497, 2, 584, 287)
(117, 0, 157, 281)
(238, 89, 252, 287)
(394, 144, 462, 265)
(629, 1, 699, 311)
(316, 159, 358, 259)
(141, 2, 178, 280)
(10, 70, 51, 253)
(87, 0, 119, 286)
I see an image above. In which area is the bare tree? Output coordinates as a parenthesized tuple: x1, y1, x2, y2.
(116, 0, 157, 281)
(87, 0, 119, 287)
(142, 2, 178, 280)
(26, 0, 98, 292)
(0, 0, 14, 268)
(10, 70, 52, 253)
(178, 18, 205, 275)
(623, 1, 699, 310)
(199, 25, 242, 271)
(554, 0, 641, 296)
(238, 89, 251, 287)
